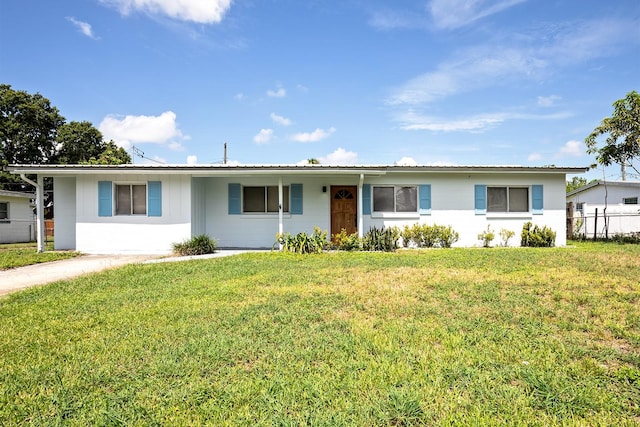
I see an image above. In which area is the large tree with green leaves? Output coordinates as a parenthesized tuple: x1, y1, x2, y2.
(585, 91, 640, 176)
(1, 84, 66, 189)
(1, 85, 131, 189)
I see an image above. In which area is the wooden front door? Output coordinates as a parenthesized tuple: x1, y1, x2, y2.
(331, 186, 357, 237)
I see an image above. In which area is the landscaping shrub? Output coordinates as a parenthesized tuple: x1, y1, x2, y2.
(436, 225, 459, 248)
(499, 228, 515, 247)
(275, 227, 328, 254)
(400, 223, 458, 248)
(331, 228, 362, 251)
(478, 226, 495, 248)
(172, 234, 217, 256)
(521, 222, 556, 247)
(363, 226, 400, 252)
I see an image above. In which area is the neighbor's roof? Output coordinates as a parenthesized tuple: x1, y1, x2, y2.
(0, 190, 34, 199)
(567, 180, 640, 197)
(6, 164, 589, 176)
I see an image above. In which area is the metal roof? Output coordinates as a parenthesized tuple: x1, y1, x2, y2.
(0, 190, 34, 199)
(6, 163, 589, 176)
(566, 180, 640, 197)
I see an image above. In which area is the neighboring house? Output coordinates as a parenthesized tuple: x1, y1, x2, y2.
(6, 164, 587, 254)
(0, 190, 35, 244)
(567, 180, 640, 238)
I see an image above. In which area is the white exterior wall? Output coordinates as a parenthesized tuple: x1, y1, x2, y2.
(54, 177, 76, 250)
(75, 174, 192, 254)
(568, 183, 640, 205)
(0, 194, 35, 243)
(362, 172, 567, 247)
(202, 172, 568, 248)
(202, 175, 338, 248)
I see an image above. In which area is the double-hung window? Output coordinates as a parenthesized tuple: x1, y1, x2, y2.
(115, 184, 147, 215)
(0, 202, 8, 221)
(373, 186, 417, 213)
(243, 186, 289, 213)
(487, 186, 529, 213)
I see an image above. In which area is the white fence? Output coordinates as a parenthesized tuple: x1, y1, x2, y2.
(568, 203, 640, 239)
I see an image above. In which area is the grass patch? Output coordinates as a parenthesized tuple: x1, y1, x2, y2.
(0, 242, 79, 270)
(1, 242, 639, 425)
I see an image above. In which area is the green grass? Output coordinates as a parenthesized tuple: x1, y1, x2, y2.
(0, 242, 79, 270)
(1, 242, 639, 425)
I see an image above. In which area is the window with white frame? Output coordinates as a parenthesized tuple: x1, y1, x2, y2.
(623, 197, 638, 205)
(115, 184, 147, 215)
(0, 202, 8, 221)
(243, 186, 289, 213)
(487, 186, 529, 213)
(373, 186, 417, 213)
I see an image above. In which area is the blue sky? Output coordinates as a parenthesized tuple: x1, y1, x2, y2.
(1, 0, 639, 179)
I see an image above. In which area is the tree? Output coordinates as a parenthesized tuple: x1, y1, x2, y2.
(585, 91, 640, 176)
(53, 121, 105, 164)
(307, 158, 320, 164)
(566, 176, 587, 193)
(1, 84, 66, 190)
(86, 141, 131, 165)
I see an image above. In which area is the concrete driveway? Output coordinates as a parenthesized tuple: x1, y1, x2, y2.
(0, 250, 260, 296)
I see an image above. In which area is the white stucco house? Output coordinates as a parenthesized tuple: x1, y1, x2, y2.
(6, 164, 587, 254)
(0, 190, 35, 244)
(567, 180, 640, 238)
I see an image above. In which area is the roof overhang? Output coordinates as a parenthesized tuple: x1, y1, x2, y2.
(5, 164, 590, 176)
(0, 190, 34, 199)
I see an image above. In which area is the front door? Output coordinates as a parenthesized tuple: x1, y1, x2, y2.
(331, 186, 357, 237)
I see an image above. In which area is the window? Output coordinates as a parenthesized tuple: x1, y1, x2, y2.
(487, 186, 529, 213)
(0, 202, 8, 221)
(373, 186, 417, 213)
(243, 186, 289, 213)
(576, 202, 584, 212)
(115, 184, 146, 215)
(623, 197, 638, 205)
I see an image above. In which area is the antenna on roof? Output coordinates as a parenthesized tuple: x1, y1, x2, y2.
(224, 142, 227, 165)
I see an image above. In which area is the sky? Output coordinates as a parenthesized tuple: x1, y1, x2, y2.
(1, 0, 639, 180)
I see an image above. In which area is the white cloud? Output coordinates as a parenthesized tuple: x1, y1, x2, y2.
(186, 155, 198, 165)
(428, 0, 527, 30)
(387, 18, 638, 108)
(319, 148, 358, 165)
(99, 111, 183, 149)
(395, 157, 418, 166)
(253, 128, 274, 144)
(101, 0, 232, 24)
(290, 127, 336, 143)
(528, 152, 543, 161)
(557, 140, 585, 158)
(270, 113, 292, 126)
(267, 86, 286, 98)
(66, 17, 98, 39)
(234, 93, 245, 101)
(537, 95, 561, 107)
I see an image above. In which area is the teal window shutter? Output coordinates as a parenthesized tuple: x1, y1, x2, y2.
(532, 185, 543, 215)
(362, 184, 371, 215)
(475, 185, 486, 215)
(419, 184, 431, 215)
(228, 183, 241, 214)
(290, 184, 303, 214)
(98, 181, 112, 217)
(148, 181, 162, 217)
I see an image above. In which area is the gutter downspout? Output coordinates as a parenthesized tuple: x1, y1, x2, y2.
(358, 173, 364, 238)
(20, 174, 45, 252)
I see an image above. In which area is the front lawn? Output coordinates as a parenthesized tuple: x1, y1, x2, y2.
(0, 242, 79, 270)
(1, 242, 638, 425)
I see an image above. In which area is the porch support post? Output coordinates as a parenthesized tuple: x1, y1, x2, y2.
(357, 173, 364, 238)
(20, 173, 45, 252)
(278, 177, 283, 249)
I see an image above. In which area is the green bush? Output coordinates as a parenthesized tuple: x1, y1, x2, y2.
(478, 226, 495, 248)
(363, 226, 400, 252)
(275, 227, 328, 254)
(521, 222, 556, 247)
(400, 223, 459, 248)
(172, 234, 217, 256)
(499, 228, 515, 247)
(331, 228, 362, 251)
